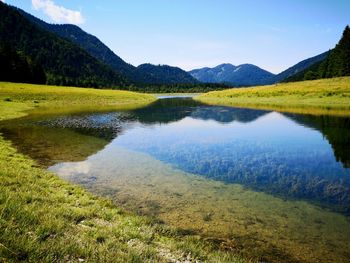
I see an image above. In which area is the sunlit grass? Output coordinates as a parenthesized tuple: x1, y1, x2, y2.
(0, 136, 250, 262)
(0, 82, 248, 262)
(196, 77, 350, 116)
(0, 82, 157, 120)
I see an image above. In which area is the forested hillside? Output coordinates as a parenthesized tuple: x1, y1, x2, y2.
(0, 2, 128, 88)
(1, 2, 349, 90)
(19, 8, 198, 85)
(0, 43, 46, 84)
(274, 51, 330, 82)
(284, 26, 350, 82)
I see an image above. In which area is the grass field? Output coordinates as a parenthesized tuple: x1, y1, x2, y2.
(196, 77, 350, 116)
(0, 82, 157, 120)
(0, 82, 247, 262)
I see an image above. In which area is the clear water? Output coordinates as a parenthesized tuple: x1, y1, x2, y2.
(1, 98, 350, 262)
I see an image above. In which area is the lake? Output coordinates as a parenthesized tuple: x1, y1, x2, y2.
(1, 97, 349, 263)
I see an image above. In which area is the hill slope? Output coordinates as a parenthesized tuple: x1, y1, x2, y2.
(136, 64, 198, 84)
(320, 25, 350, 78)
(19, 8, 197, 85)
(284, 26, 350, 82)
(189, 63, 275, 86)
(0, 2, 128, 88)
(17, 9, 137, 79)
(273, 51, 330, 82)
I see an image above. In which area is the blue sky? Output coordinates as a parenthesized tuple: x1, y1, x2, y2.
(3, 0, 350, 73)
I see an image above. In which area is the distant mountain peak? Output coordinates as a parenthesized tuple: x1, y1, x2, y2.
(189, 63, 275, 86)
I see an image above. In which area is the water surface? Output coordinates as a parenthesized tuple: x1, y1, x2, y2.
(1, 98, 349, 263)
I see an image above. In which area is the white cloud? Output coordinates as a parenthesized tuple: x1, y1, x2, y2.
(32, 0, 85, 25)
(1, 0, 5, 3)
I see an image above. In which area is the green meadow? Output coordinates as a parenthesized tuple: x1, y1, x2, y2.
(0, 82, 157, 120)
(0, 82, 248, 263)
(196, 77, 350, 116)
(1, 80, 350, 262)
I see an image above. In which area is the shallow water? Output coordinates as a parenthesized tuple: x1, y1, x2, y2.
(1, 98, 350, 262)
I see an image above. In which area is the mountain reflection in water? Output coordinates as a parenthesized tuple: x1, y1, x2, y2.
(0, 98, 349, 214)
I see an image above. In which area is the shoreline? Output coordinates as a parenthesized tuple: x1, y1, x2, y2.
(195, 77, 350, 117)
(0, 82, 246, 262)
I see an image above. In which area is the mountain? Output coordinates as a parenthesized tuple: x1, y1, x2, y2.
(17, 9, 137, 79)
(189, 50, 335, 86)
(273, 51, 330, 82)
(284, 26, 350, 82)
(189, 63, 275, 86)
(189, 63, 235, 83)
(18, 7, 197, 85)
(3, 2, 348, 88)
(319, 25, 350, 78)
(0, 2, 128, 88)
(191, 25, 350, 85)
(282, 59, 324, 82)
(136, 64, 198, 84)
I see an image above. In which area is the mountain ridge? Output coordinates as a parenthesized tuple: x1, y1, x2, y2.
(2, 2, 348, 89)
(18, 7, 197, 85)
(189, 63, 275, 86)
(189, 50, 333, 86)
(0, 2, 128, 88)
(274, 51, 330, 82)
(136, 64, 198, 84)
(284, 25, 350, 82)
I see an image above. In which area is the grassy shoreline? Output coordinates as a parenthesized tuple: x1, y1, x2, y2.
(195, 77, 350, 116)
(0, 82, 247, 262)
(0, 82, 157, 121)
